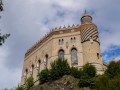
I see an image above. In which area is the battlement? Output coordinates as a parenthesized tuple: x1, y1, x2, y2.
(25, 24, 80, 57)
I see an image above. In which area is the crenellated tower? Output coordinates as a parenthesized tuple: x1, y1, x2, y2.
(80, 11, 103, 74)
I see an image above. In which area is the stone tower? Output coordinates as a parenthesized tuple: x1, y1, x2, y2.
(80, 11, 103, 72)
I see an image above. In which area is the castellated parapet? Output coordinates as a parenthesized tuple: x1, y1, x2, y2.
(21, 11, 105, 85)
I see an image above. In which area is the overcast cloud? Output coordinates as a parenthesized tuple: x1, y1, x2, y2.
(0, 0, 120, 89)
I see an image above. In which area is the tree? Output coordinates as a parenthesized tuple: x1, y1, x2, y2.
(39, 68, 50, 84)
(0, 0, 10, 46)
(25, 76, 34, 90)
(0, 33, 10, 45)
(105, 61, 120, 78)
(0, 0, 3, 11)
(79, 63, 97, 89)
(16, 85, 24, 90)
(50, 58, 70, 80)
(70, 67, 82, 78)
(109, 75, 120, 90)
(82, 63, 96, 78)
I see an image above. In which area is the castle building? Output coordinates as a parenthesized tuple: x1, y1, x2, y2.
(21, 11, 105, 85)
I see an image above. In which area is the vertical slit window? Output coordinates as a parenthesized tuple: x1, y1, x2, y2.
(45, 55, 48, 67)
(62, 39, 64, 44)
(74, 37, 76, 43)
(59, 39, 61, 45)
(97, 53, 99, 59)
(31, 64, 34, 75)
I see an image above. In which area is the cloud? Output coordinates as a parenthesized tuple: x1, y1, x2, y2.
(0, 0, 120, 89)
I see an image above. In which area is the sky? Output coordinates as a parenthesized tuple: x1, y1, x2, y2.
(0, 0, 120, 89)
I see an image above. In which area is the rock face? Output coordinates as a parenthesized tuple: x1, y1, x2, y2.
(31, 75, 81, 90)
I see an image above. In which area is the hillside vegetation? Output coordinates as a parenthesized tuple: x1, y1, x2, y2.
(16, 59, 120, 90)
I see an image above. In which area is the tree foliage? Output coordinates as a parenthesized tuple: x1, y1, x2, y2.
(39, 58, 70, 84)
(39, 68, 50, 84)
(79, 63, 97, 89)
(38, 59, 120, 90)
(105, 61, 120, 78)
(82, 63, 96, 78)
(0, 0, 10, 46)
(16, 85, 24, 90)
(0, 33, 10, 45)
(70, 67, 82, 78)
(25, 76, 34, 89)
(93, 60, 120, 90)
(0, 0, 3, 11)
(50, 58, 70, 80)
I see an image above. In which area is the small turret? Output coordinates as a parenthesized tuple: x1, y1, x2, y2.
(81, 10, 92, 24)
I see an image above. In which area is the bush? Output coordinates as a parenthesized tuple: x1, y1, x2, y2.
(109, 75, 120, 90)
(70, 67, 82, 78)
(16, 85, 24, 90)
(105, 61, 120, 78)
(94, 75, 109, 90)
(82, 63, 96, 78)
(25, 76, 34, 89)
(89, 76, 101, 89)
(79, 75, 100, 89)
(39, 68, 50, 84)
(50, 58, 70, 80)
(79, 75, 90, 88)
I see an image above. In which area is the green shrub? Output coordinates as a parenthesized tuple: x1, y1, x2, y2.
(79, 75, 90, 88)
(16, 85, 24, 90)
(89, 76, 100, 89)
(82, 63, 96, 78)
(39, 68, 50, 84)
(109, 75, 120, 90)
(25, 76, 34, 89)
(70, 67, 82, 78)
(94, 75, 109, 90)
(50, 58, 70, 80)
(105, 61, 120, 78)
(79, 75, 100, 89)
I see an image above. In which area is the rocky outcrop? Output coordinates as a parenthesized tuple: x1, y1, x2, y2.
(31, 75, 82, 90)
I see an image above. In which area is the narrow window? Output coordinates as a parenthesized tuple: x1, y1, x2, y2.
(74, 37, 76, 43)
(37, 60, 41, 73)
(71, 38, 73, 43)
(59, 39, 61, 45)
(45, 55, 48, 67)
(97, 53, 99, 59)
(62, 39, 64, 44)
(58, 49, 64, 60)
(71, 48, 78, 65)
(24, 69, 28, 83)
(31, 64, 34, 75)
(25, 69, 28, 77)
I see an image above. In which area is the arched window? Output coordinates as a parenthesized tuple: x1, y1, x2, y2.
(45, 55, 48, 67)
(71, 38, 73, 43)
(59, 39, 64, 45)
(31, 64, 34, 75)
(25, 69, 28, 77)
(59, 39, 61, 45)
(58, 49, 64, 60)
(74, 37, 76, 43)
(24, 68, 28, 83)
(71, 48, 78, 65)
(37, 59, 41, 72)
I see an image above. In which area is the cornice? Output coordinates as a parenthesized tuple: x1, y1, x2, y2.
(25, 24, 80, 57)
